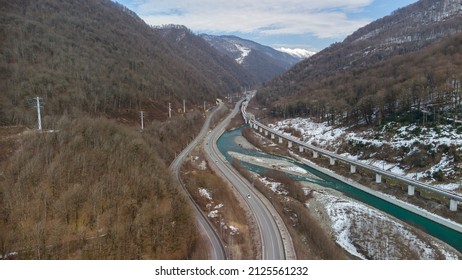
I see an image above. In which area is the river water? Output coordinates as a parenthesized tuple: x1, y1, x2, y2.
(217, 127, 462, 253)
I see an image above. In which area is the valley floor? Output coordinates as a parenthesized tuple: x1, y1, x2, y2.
(302, 182, 460, 259)
(234, 131, 462, 259)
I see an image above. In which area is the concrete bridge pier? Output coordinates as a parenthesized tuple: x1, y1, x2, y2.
(450, 199, 458, 212)
(299, 146, 304, 153)
(313, 151, 318, 158)
(329, 157, 335, 165)
(264, 130, 269, 137)
(408, 185, 415, 196)
(271, 133, 275, 140)
(259, 127, 263, 133)
(288, 141, 293, 148)
(376, 174, 382, 183)
(350, 165, 356, 174)
(279, 137, 283, 144)
(253, 123, 258, 130)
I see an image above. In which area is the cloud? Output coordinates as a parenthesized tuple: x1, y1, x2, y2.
(129, 0, 374, 38)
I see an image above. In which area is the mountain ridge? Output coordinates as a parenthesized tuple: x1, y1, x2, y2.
(0, 0, 217, 260)
(155, 25, 257, 92)
(256, 0, 462, 125)
(276, 47, 315, 59)
(201, 34, 309, 83)
(0, 0, 254, 126)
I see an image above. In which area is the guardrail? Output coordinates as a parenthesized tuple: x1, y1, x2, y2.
(241, 96, 462, 211)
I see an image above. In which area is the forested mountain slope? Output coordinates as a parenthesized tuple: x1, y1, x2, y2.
(0, 0, 247, 126)
(0, 0, 235, 259)
(157, 26, 257, 91)
(257, 0, 462, 125)
(201, 34, 308, 84)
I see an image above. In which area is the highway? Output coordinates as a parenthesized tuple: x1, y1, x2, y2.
(203, 99, 293, 260)
(169, 104, 226, 260)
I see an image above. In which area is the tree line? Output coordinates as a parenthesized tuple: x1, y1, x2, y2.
(0, 0, 238, 259)
(0, 0, 248, 127)
(257, 32, 462, 127)
(0, 112, 206, 259)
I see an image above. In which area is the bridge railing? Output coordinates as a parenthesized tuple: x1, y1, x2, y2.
(240, 97, 462, 207)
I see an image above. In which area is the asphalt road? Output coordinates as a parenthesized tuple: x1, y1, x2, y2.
(203, 100, 287, 260)
(169, 104, 227, 260)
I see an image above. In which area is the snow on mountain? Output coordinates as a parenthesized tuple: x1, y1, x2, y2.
(277, 47, 315, 59)
(314, 191, 459, 259)
(200, 34, 304, 83)
(269, 117, 462, 193)
(234, 44, 251, 64)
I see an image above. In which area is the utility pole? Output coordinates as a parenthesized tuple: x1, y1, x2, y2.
(34, 96, 43, 130)
(168, 103, 172, 118)
(140, 111, 145, 130)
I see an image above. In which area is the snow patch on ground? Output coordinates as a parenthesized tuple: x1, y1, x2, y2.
(208, 210, 219, 218)
(257, 175, 288, 195)
(191, 156, 208, 170)
(229, 225, 240, 235)
(269, 118, 348, 149)
(0, 252, 18, 259)
(198, 160, 207, 170)
(199, 188, 212, 200)
(313, 192, 459, 260)
(201, 192, 240, 236)
(283, 165, 307, 175)
(269, 117, 462, 193)
(345, 123, 462, 157)
(228, 151, 308, 176)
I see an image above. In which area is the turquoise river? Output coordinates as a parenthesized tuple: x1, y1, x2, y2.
(217, 127, 462, 253)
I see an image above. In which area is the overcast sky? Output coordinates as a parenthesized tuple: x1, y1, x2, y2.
(115, 0, 418, 51)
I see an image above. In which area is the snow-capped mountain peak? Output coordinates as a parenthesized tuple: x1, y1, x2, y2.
(200, 34, 310, 83)
(277, 47, 315, 59)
